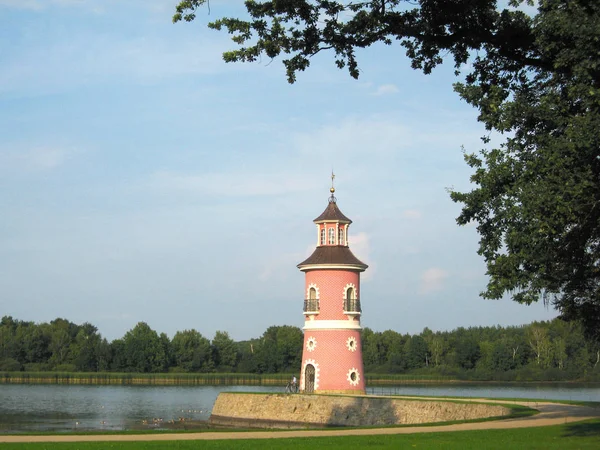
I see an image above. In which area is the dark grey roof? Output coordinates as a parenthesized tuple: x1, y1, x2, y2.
(313, 199, 352, 223)
(297, 246, 368, 270)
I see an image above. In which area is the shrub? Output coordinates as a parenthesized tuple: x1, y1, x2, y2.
(0, 358, 21, 371)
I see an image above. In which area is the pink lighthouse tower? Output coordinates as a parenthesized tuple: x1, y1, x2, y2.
(297, 174, 368, 394)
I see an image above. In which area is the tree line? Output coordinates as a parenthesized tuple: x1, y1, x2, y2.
(0, 316, 302, 375)
(362, 320, 600, 381)
(1, 316, 599, 381)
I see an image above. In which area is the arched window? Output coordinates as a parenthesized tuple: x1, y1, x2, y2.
(305, 286, 319, 313)
(344, 286, 360, 313)
(328, 228, 335, 244)
(346, 287, 354, 300)
(339, 229, 345, 245)
(320, 228, 326, 245)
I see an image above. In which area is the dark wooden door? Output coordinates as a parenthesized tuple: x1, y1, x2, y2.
(304, 364, 315, 393)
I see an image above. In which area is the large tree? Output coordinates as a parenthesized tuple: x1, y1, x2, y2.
(171, 329, 213, 372)
(174, 0, 600, 340)
(255, 325, 303, 373)
(122, 322, 167, 373)
(211, 331, 238, 371)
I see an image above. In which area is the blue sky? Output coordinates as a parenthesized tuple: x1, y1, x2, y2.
(0, 0, 556, 342)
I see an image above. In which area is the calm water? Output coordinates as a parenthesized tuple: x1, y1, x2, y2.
(366, 383, 600, 402)
(1, 383, 598, 433)
(0, 384, 281, 433)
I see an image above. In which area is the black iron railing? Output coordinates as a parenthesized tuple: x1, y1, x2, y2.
(303, 299, 320, 313)
(344, 298, 361, 313)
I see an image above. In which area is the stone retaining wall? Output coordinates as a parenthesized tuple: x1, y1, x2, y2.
(209, 393, 511, 429)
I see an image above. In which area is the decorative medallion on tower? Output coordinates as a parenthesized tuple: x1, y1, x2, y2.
(298, 174, 368, 394)
(346, 336, 358, 352)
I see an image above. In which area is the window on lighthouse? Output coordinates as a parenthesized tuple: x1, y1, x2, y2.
(339, 229, 345, 245)
(320, 228, 326, 245)
(306, 287, 319, 312)
(346, 287, 354, 300)
(328, 228, 335, 244)
(345, 287, 360, 312)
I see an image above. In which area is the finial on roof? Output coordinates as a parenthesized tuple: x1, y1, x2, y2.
(329, 171, 337, 203)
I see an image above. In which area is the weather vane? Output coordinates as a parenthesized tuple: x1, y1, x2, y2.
(329, 171, 336, 203)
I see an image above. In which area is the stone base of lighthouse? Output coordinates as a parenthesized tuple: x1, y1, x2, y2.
(300, 325, 365, 395)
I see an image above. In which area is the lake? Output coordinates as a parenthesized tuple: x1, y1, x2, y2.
(366, 383, 600, 402)
(1, 383, 598, 433)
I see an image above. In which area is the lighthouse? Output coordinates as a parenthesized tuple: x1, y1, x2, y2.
(297, 175, 368, 394)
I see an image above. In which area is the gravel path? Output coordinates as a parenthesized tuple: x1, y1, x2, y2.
(1, 398, 598, 443)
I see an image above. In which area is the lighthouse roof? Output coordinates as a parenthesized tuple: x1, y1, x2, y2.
(297, 246, 368, 270)
(313, 198, 352, 224)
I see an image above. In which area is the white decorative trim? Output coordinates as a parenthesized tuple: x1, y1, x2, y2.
(299, 264, 367, 272)
(303, 320, 362, 330)
(314, 219, 351, 224)
(306, 336, 317, 352)
(346, 336, 358, 352)
(303, 359, 320, 391)
(342, 283, 358, 299)
(347, 368, 360, 386)
(306, 283, 320, 299)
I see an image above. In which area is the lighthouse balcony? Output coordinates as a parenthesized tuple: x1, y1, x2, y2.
(343, 298, 362, 314)
(303, 299, 320, 314)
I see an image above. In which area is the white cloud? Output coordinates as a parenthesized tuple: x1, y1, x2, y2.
(0, 0, 181, 14)
(350, 231, 374, 281)
(0, 0, 98, 11)
(402, 209, 422, 219)
(373, 84, 399, 96)
(289, 113, 482, 170)
(24, 147, 70, 169)
(147, 171, 317, 197)
(419, 267, 449, 294)
(0, 146, 75, 172)
(292, 116, 412, 162)
(259, 250, 305, 283)
(258, 266, 274, 282)
(0, 31, 235, 96)
(0, 0, 42, 9)
(403, 245, 422, 255)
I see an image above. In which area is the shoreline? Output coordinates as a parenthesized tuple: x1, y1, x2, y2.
(2, 372, 599, 386)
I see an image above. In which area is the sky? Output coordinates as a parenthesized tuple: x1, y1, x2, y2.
(0, 0, 557, 342)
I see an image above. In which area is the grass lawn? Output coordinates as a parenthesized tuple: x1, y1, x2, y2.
(2, 419, 599, 450)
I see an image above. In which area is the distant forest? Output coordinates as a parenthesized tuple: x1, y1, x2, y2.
(1, 316, 599, 381)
